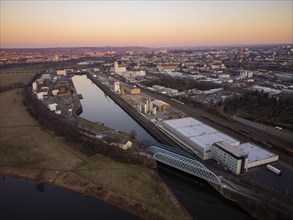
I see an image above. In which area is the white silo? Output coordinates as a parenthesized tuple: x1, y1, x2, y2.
(152, 107, 157, 115)
(145, 99, 149, 112)
(148, 98, 153, 111)
(144, 104, 148, 114)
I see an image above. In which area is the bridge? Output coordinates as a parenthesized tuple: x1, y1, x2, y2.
(143, 140, 221, 185)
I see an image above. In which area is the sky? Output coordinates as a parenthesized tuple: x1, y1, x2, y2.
(1, 1, 292, 48)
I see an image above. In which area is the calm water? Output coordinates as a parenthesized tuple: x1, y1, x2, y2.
(72, 75, 155, 141)
(159, 169, 251, 220)
(72, 75, 252, 220)
(0, 177, 138, 220)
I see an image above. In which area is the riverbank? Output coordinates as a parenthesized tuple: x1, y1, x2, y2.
(0, 88, 192, 220)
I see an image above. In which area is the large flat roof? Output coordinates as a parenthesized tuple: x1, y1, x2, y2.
(236, 143, 277, 163)
(163, 117, 202, 129)
(177, 124, 217, 138)
(163, 117, 239, 150)
(190, 133, 239, 149)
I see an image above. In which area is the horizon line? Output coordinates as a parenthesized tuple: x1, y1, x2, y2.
(2, 42, 293, 50)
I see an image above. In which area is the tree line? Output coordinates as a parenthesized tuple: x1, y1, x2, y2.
(218, 90, 293, 130)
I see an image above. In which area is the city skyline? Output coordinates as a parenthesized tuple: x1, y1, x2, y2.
(1, 1, 292, 48)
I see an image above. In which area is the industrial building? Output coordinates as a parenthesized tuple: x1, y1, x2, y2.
(37, 92, 47, 100)
(114, 61, 127, 73)
(48, 103, 58, 111)
(114, 82, 120, 94)
(123, 85, 140, 95)
(121, 70, 146, 78)
(213, 142, 248, 174)
(213, 142, 279, 174)
(162, 117, 279, 173)
(163, 117, 239, 160)
(152, 100, 171, 111)
(152, 85, 178, 95)
(57, 70, 66, 76)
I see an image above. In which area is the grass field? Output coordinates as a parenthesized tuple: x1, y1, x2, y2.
(0, 69, 38, 92)
(0, 88, 190, 220)
(0, 89, 84, 170)
(76, 156, 181, 217)
(0, 72, 35, 86)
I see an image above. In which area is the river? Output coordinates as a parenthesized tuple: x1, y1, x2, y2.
(72, 75, 252, 220)
(0, 177, 138, 220)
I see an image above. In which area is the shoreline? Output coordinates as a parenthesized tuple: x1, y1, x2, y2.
(0, 166, 192, 220)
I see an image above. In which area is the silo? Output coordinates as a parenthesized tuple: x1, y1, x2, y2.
(144, 104, 148, 114)
(145, 99, 149, 112)
(148, 98, 153, 111)
(152, 107, 157, 115)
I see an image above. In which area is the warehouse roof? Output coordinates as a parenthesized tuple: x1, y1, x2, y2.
(152, 99, 170, 107)
(236, 143, 278, 163)
(163, 117, 239, 151)
(163, 117, 201, 129)
(190, 132, 239, 150)
(177, 124, 217, 138)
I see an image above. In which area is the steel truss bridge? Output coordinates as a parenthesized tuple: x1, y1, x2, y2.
(147, 145, 221, 185)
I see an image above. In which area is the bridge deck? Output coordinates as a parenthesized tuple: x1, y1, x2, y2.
(147, 144, 221, 185)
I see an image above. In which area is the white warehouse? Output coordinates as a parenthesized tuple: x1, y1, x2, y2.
(163, 117, 239, 160)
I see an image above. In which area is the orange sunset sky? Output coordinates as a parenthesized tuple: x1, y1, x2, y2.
(1, 1, 292, 48)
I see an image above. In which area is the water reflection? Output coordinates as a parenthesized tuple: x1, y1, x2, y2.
(35, 183, 45, 193)
(159, 169, 252, 220)
(72, 75, 155, 142)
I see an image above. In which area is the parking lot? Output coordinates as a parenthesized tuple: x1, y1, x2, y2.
(242, 164, 293, 198)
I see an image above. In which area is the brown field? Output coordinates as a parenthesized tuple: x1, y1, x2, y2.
(0, 89, 84, 170)
(0, 71, 37, 87)
(0, 88, 191, 220)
